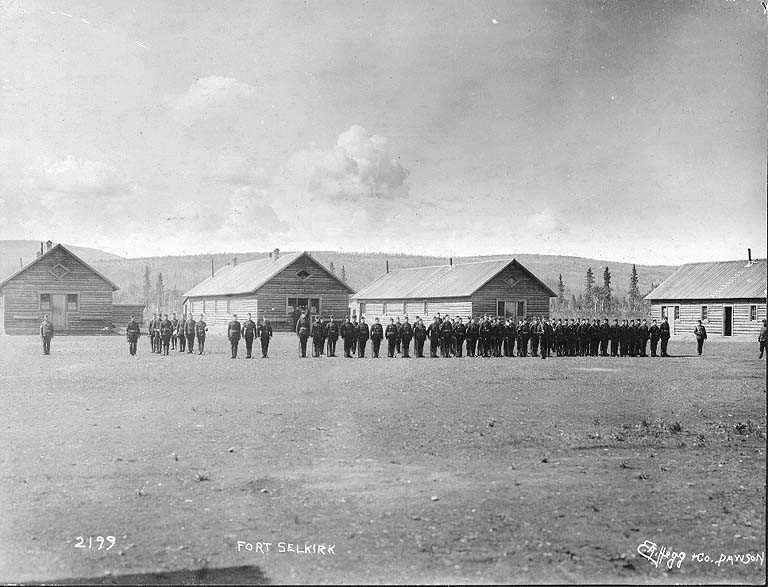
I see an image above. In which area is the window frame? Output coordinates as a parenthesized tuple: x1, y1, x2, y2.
(750, 305, 757, 321)
(701, 305, 708, 321)
(66, 293, 78, 312)
(39, 293, 51, 311)
(673, 306, 680, 321)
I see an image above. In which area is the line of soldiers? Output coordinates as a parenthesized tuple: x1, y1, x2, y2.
(294, 313, 672, 359)
(145, 312, 208, 355)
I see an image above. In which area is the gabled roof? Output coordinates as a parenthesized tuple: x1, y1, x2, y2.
(0, 243, 119, 291)
(352, 258, 557, 300)
(183, 251, 355, 298)
(644, 259, 767, 301)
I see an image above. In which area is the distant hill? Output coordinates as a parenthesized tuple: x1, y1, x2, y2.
(0, 241, 678, 311)
(0, 240, 123, 281)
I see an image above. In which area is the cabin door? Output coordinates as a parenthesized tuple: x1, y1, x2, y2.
(723, 306, 733, 337)
(51, 294, 67, 329)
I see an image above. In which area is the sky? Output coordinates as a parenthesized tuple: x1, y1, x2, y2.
(0, 0, 765, 264)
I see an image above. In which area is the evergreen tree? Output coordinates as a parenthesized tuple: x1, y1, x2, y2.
(557, 274, 565, 308)
(628, 264, 640, 312)
(156, 272, 164, 313)
(341, 265, 346, 282)
(142, 266, 152, 311)
(584, 267, 595, 311)
(329, 261, 336, 274)
(602, 266, 612, 313)
(570, 294, 577, 311)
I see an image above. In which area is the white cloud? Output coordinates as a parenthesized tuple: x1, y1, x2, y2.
(223, 185, 289, 234)
(207, 155, 267, 185)
(27, 156, 130, 195)
(164, 76, 257, 124)
(526, 209, 567, 236)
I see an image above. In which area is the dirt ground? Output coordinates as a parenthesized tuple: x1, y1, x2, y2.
(0, 333, 765, 585)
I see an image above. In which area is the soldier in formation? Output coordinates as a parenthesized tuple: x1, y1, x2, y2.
(325, 315, 339, 357)
(196, 314, 208, 354)
(126, 315, 141, 355)
(243, 313, 257, 358)
(228, 314, 241, 359)
(258, 315, 273, 358)
(40, 314, 54, 355)
(160, 314, 173, 355)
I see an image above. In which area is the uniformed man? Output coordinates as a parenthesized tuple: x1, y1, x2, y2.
(516, 318, 528, 357)
(588, 319, 599, 356)
(357, 316, 370, 358)
(154, 313, 164, 354)
(610, 319, 620, 357)
(530, 317, 541, 357)
(370, 317, 384, 358)
(400, 316, 414, 358)
(638, 319, 649, 357)
(126, 315, 141, 356)
(340, 317, 355, 358)
(619, 319, 629, 356)
(184, 313, 196, 354)
(568, 319, 578, 356)
(439, 315, 453, 357)
(350, 317, 359, 356)
(317, 316, 326, 355)
(452, 316, 466, 358)
(228, 314, 242, 358)
(296, 312, 309, 358)
(170, 312, 179, 350)
(178, 313, 187, 353)
(160, 313, 173, 355)
(599, 318, 610, 357)
(311, 316, 325, 357)
(257, 315, 273, 358)
(466, 317, 479, 357)
(506, 318, 518, 357)
(148, 313, 157, 353)
(649, 319, 661, 357)
(628, 319, 637, 357)
(540, 318, 553, 359)
(394, 317, 403, 355)
(40, 314, 54, 355)
(325, 316, 339, 357)
(758, 319, 767, 359)
(385, 318, 398, 358)
(694, 319, 707, 356)
(413, 318, 427, 358)
(427, 316, 441, 358)
(242, 313, 257, 358)
(196, 314, 208, 354)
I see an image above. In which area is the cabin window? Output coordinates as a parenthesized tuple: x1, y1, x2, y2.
(359, 303, 366, 316)
(40, 293, 51, 311)
(517, 301, 526, 318)
(402, 302, 407, 314)
(67, 294, 78, 311)
(750, 305, 757, 321)
(226, 299, 231, 314)
(674, 306, 680, 321)
(701, 305, 708, 321)
(423, 301, 428, 315)
(661, 306, 667, 319)
(287, 297, 321, 315)
(383, 302, 388, 315)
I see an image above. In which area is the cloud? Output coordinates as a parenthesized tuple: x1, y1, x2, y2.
(526, 209, 567, 235)
(206, 155, 267, 185)
(27, 156, 130, 195)
(164, 76, 257, 124)
(224, 185, 289, 233)
(283, 124, 409, 202)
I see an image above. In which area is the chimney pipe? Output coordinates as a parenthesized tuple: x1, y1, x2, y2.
(46, 240, 52, 251)
(273, 248, 280, 260)
(232, 256, 238, 267)
(386, 260, 389, 274)
(211, 257, 215, 278)
(449, 257, 453, 268)
(748, 248, 752, 263)
(40, 242, 44, 254)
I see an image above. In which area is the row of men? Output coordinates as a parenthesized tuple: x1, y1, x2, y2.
(293, 313, 674, 358)
(130, 313, 273, 358)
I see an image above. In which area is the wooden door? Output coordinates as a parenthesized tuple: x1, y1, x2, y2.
(723, 306, 733, 336)
(51, 294, 67, 329)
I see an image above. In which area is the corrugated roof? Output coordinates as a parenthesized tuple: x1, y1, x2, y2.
(352, 258, 556, 300)
(183, 252, 354, 298)
(0, 243, 119, 291)
(644, 259, 767, 300)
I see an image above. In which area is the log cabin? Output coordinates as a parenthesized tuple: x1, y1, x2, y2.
(181, 249, 355, 334)
(349, 258, 557, 324)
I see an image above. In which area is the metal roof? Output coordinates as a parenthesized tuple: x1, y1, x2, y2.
(183, 251, 354, 298)
(0, 243, 120, 291)
(644, 259, 767, 301)
(352, 258, 556, 300)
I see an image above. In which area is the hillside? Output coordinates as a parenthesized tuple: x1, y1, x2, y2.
(0, 240, 123, 280)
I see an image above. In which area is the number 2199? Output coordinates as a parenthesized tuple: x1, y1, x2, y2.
(75, 536, 116, 550)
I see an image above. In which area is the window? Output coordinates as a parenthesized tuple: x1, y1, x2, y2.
(517, 301, 526, 318)
(661, 306, 667, 319)
(40, 293, 51, 311)
(214, 299, 218, 313)
(750, 305, 757, 321)
(674, 306, 680, 320)
(287, 297, 321, 315)
(202, 299, 207, 313)
(296, 270, 310, 281)
(701, 305, 708, 321)
(504, 276, 518, 289)
(423, 301, 428, 315)
(383, 302, 388, 315)
(226, 299, 231, 314)
(402, 302, 407, 314)
(67, 294, 78, 311)
(359, 302, 366, 316)
(497, 301, 505, 316)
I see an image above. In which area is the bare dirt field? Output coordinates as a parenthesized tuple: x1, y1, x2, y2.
(0, 334, 765, 584)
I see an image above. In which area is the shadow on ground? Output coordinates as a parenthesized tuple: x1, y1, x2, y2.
(28, 565, 269, 585)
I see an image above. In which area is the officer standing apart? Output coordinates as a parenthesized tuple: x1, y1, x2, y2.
(228, 314, 241, 359)
(694, 319, 707, 356)
(242, 313, 257, 359)
(659, 317, 671, 357)
(758, 319, 767, 359)
(296, 312, 309, 358)
(126, 315, 141, 356)
(258, 315, 273, 358)
(196, 314, 208, 354)
(40, 314, 54, 355)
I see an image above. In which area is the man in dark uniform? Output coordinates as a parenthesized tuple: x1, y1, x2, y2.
(370, 317, 384, 358)
(599, 318, 610, 357)
(311, 317, 325, 357)
(618, 319, 628, 356)
(394, 317, 403, 355)
(325, 316, 339, 357)
(610, 319, 620, 357)
(507, 318, 518, 357)
(637, 319, 649, 357)
(427, 316, 441, 358)
(628, 320, 638, 357)
(400, 316, 414, 358)
(659, 317, 671, 357)
(357, 316, 370, 358)
(178, 313, 187, 353)
(196, 313, 208, 354)
(40, 314, 54, 355)
(258, 315, 273, 358)
(170, 313, 179, 350)
(350, 317, 359, 356)
(413, 318, 427, 358)
(490, 317, 501, 357)
(385, 318, 398, 358)
(147, 313, 156, 353)
(242, 313, 257, 358)
(529, 317, 540, 357)
(296, 312, 309, 358)
(516, 318, 528, 357)
(466, 317, 479, 357)
(540, 318, 552, 359)
(126, 315, 140, 356)
(228, 314, 242, 358)
(587, 319, 598, 356)
(452, 316, 465, 357)
(567, 319, 578, 356)
(317, 316, 326, 355)
(185, 313, 196, 354)
(160, 313, 173, 355)
(154, 313, 164, 353)
(439, 315, 453, 357)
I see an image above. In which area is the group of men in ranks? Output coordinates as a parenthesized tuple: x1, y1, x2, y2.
(224, 313, 274, 359)
(145, 312, 209, 355)
(294, 313, 672, 359)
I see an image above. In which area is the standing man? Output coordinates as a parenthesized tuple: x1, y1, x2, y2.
(40, 314, 54, 355)
(152, 313, 163, 354)
(638, 319, 649, 357)
(466, 317, 479, 357)
(178, 313, 187, 353)
(400, 316, 414, 358)
(599, 318, 610, 357)
(694, 320, 707, 356)
(516, 318, 528, 357)
(160, 313, 173, 355)
(357, 316, 370, 358)
(242, 313, 257, 359)
(413, 318, 427, 358)
(659, 317, 671, 357)
(311, 317, 325, 358)
(540, 318, 553, 359)
(228, 314, 242, 359)
(648, 319, 660, 357)
(296, 312, 309, 358)
(257, 315, 273, 358)
(758, 319, 767, 359)
(126, 315, 140, 356)
(394, 317, 403, 355)
(325, 316, 339, 357)
(185, 313, 196, 354)
(452, 316, 466, 358)
(370, 317, 384, 358)
(610, 319, 620, 357)
(440, 315, 453, 358)
(341, 317, 355, 358)
(196, 314, 208, 354)
(427, 316, 441, 358)
(385, 318, 399, 358)
(350, 316, 359, 356)
(628, 320, 637, 357)
(170, 312, 179, 350)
